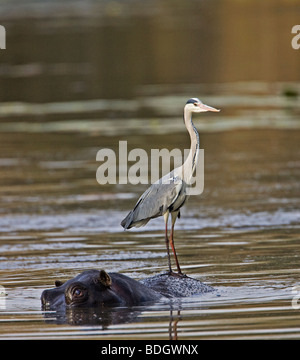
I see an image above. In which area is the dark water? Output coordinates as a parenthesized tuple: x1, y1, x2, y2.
(0, 0, 300, 340)
(0, 90, 299, 339)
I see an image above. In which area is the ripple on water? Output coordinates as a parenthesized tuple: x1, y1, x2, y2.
(0, 208, 299, 234)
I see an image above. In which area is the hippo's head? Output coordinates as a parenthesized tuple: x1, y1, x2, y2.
(41, 269, 120, 310)
(41, 269, 161, 310)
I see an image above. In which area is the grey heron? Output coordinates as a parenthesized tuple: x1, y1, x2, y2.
(121, 98, 220, 275)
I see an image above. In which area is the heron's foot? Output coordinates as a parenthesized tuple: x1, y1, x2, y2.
(174, 271, 187, 278)
(165, 270, 187, 278)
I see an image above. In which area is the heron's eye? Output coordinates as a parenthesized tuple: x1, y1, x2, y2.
(193, 103, 198, 107)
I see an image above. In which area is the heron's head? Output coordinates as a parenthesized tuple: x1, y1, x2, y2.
(185, 98, 220, 113)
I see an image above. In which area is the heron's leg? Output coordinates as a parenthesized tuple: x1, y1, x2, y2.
(164, 212, 172, 273)
(169, 212, 182, 274)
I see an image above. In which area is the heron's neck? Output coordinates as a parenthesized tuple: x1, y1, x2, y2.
(182, 108, 200, 183)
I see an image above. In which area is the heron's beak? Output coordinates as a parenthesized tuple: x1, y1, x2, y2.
(199, 103, 220, 112)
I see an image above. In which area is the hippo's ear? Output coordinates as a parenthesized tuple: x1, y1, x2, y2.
(99, 269, 112, 288)
(55, 280, 64, 287)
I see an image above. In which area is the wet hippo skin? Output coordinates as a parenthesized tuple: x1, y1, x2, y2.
(41, 269, 214, 310)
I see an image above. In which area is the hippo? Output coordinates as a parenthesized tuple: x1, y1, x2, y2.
(41, 269, 162, 310)
(41, 269, 214, 311)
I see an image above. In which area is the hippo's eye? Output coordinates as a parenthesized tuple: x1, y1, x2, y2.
(65, 282, 87, 305)
(72, 286, 85, 298)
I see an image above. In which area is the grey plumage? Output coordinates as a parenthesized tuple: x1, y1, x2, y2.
(121, 171, 186, 229)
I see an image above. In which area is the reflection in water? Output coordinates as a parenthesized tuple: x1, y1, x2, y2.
(41, 304, 186, 342)
(43, 306, 143, 328)
(0, 0, 300, 340)
(42, 307, 189, 341)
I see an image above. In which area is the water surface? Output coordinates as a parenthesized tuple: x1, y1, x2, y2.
(0, 87, 300, 339)
(0, 0, 300, 340)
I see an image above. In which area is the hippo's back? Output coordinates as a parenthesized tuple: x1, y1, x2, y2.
(140, 273, 214, 298)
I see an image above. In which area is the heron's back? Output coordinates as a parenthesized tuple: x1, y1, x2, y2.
(121, 174, 187, 229)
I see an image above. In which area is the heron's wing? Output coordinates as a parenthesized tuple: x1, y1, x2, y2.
(121, 173, 183, 229)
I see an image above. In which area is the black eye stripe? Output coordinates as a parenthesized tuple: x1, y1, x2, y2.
(186, 98, 200, 105)
(186, 98, 195, 104)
